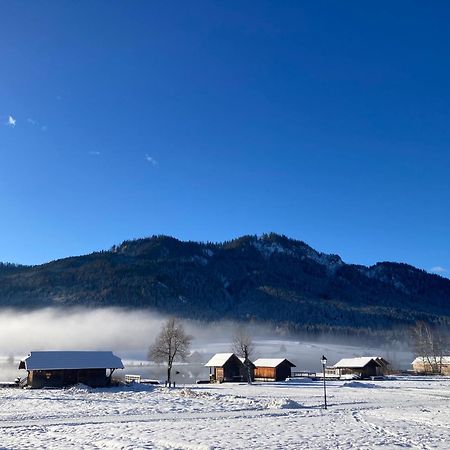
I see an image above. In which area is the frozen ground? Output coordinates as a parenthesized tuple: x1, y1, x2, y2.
(1, 376, 449, 449)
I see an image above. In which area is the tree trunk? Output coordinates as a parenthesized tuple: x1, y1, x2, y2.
(167, 366, 171, 386)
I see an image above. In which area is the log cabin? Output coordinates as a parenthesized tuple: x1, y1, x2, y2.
(204, 353, 253, 382)
(18, 351, 124, 388)
(253, 358, 296, 381)
(330, 357, 386, 378)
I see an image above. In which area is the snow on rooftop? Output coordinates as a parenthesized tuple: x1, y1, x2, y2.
(20, 351, 124, 370)
(253, 358, 295, 368)
(237, 357, 255, 366)
(332, 357, 380, 369)
(204, 353, 235, 367)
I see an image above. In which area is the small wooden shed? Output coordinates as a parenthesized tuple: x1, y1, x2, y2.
(19, 351, 124, 389)
(253, 358, 296, 381)
(205, 353, 253, 382)
(331, 357, 384, 378)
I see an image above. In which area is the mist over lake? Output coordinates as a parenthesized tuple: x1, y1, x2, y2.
(0, 307, 413, 383)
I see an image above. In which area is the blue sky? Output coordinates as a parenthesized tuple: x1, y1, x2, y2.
(0, 1, 449, 276)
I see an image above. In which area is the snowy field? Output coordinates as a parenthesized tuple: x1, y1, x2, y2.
(1, 376, 449, 449)
(0, 309, 441, 448)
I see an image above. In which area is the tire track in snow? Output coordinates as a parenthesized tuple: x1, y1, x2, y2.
(351, 411, 433, 450)
(0, 407, 297, 429)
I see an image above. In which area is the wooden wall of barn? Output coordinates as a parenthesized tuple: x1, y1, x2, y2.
(254, 366, 276, 381)
(254, 363, 292, 381)
(28, 369, 108, 388)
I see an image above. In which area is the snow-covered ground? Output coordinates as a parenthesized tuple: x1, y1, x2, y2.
(1, 376, 449, 449)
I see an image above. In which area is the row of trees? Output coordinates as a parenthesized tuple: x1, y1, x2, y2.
(148, 317, 450, 383)
(411, 321, 450, 374)
(148, 318, 255, 385)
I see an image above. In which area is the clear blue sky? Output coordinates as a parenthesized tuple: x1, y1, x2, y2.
(0, 1, 449, 276)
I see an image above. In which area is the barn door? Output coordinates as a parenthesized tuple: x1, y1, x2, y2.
(216, 368, 224, 381)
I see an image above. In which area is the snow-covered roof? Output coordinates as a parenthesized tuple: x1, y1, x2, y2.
(253, 358, 295, 368)
(332, 357, 381, 369)
(411, 356, 450, 365)
(204, 353, 236, 367)
(20, 351, 124, 370)
(238, 357, 255, 366)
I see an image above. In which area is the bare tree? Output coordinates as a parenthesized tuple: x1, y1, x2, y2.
(232, 328, 255, 383)
(148, 318, 192, 386)
(411, 321, 447, 373)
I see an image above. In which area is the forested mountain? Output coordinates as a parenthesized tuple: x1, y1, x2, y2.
(1, 233, 449, 339)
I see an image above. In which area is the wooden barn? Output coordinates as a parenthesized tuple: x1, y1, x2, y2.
(253, 358, 296, 381)
(19, 351, 124, 389)
(331, 357, 386, 379)
(411, 356, 450, 375)
(373, 357, 391, 374)
(205, 353, 253, 382)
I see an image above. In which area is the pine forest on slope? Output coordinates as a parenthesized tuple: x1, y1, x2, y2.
(0, 233, 449, 340)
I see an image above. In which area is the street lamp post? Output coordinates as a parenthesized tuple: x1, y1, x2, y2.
(321, 355, 327, 410)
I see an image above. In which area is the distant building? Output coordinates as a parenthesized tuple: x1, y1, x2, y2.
(253, 358, 296, 381)
(411, 356, 450, 375)
(204, 353, 253, 382)
(330, 357, 388, 378)
(19, 351, 124, 389)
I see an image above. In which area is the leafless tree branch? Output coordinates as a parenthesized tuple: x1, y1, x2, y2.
(231, 327, 255, 383)
(148, 317, 192, 385)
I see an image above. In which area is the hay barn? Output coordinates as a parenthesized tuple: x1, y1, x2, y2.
(331, 357, 386, 378)
(205, 353, 253, 382)
(253, 358, 296, 381)
(19, 351, 124, 389)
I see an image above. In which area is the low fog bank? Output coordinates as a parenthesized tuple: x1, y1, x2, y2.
(0, 307, 169, 354)
(0, 307, 414, 382)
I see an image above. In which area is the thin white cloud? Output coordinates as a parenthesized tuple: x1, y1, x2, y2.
(89, 151, 101, 156)
(7, 115, 16, 127)
(429, 266, 447, 274)
(27, 118, 47, 131)
(145, 154, 158, 166)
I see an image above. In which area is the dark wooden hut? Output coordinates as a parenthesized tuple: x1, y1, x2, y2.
(253, 358, 296, 381)
(18, 351, 124, 389)
(205, 353, 253, 382)
(238, 357, 255, 382)
(374, 357, 391, 375)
